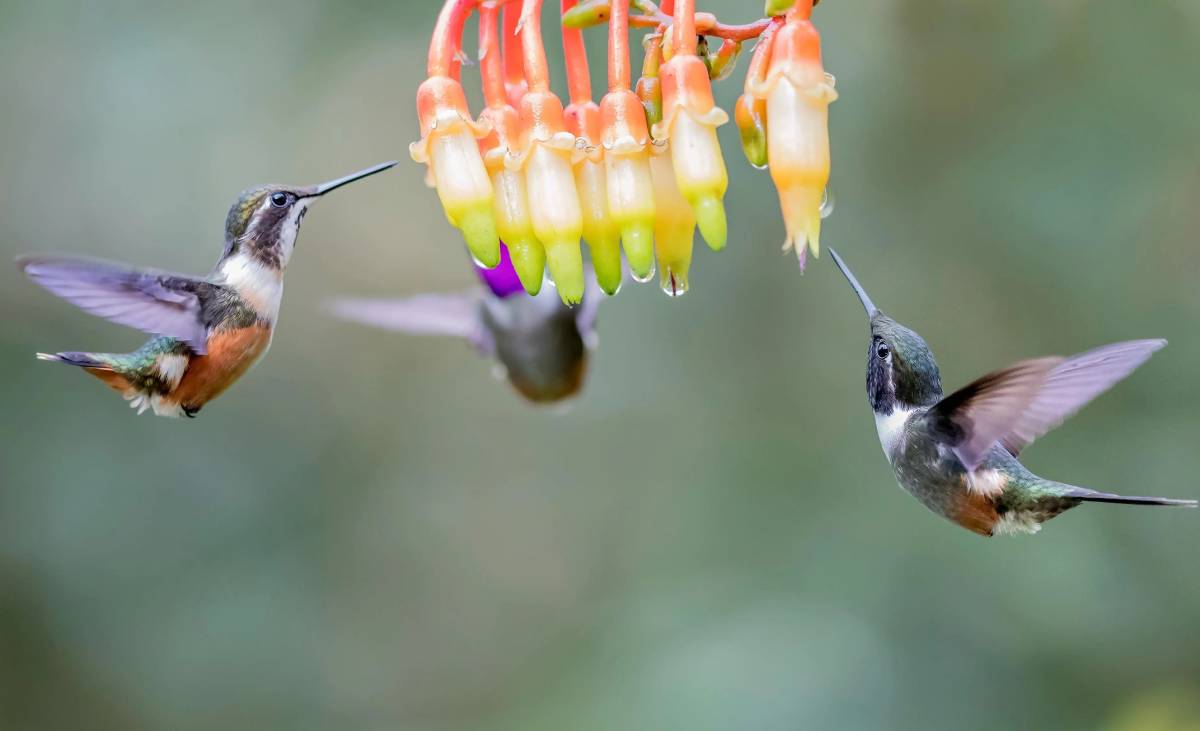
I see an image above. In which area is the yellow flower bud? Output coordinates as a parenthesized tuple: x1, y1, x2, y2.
(411, 76, 500, 268)
(524, 142, 585, 304)
(575, 157, 623, 295)
(650, 145, 696, 297)
(490, 168, 546, 294)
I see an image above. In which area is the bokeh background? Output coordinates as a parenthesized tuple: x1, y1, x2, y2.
(2, 0, 1199, 728)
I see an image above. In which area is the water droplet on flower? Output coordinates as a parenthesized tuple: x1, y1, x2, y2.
(661, 271, 688, 297)
(824, 72, 836, 88)
(819, 188, 835, 219)
(631, 262, 656, 283)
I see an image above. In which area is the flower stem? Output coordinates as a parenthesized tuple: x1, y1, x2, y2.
(520, 0, 552, 92)
(608, 0, 631, 91)
(561, 0, 593, 104)
(671, 0, 695, 56)
(479, 3, 508, 107)
(427, 0, 473, 78)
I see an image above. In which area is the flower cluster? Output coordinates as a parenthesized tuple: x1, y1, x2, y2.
(411, 0, 835, 304)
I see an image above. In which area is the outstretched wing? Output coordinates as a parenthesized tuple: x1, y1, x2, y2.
(927, 340, 1166, 470)
(326, 292, 491, 354)
(19, 255, 212, 354)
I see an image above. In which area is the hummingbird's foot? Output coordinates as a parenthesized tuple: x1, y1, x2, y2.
(182, 404, 201, 419)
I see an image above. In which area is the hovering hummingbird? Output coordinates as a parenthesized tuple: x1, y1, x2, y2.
(327, 247, 600, 404)
(827, 249, 1196, 536)
(19, 161, 396, 418)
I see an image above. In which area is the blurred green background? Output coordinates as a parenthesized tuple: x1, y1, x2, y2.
(2, 0, 1199, 729)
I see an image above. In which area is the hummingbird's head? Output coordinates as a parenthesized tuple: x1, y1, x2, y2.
(828, 249, 943, 416)
(222, 161, 396, 269)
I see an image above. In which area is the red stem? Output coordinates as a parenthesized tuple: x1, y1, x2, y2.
(520, 0, 551, 92)
(479, 3, 507, 106)
(671, 0, 695, 56)
(427, 0, 473, 78)
(608, 0, 631, 91)
(561, 0, 592, 104)
(502, 3, 525, 90)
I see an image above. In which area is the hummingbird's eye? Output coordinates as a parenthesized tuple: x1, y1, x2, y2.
(270, 192, 289, 208)
(876, 343, 890, 359)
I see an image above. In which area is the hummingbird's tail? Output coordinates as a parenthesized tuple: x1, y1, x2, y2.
(36, 351, 135, 394)
(36, 350, 110, 368)
(1064, 486, 1197, 508)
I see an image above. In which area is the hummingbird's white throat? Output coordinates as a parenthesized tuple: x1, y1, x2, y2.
(874, 405, 917, 462)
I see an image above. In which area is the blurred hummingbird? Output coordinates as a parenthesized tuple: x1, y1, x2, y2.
(828, 248, 1196, 536)
(19, 161, 396, 418)
(327, 246, 600, 403)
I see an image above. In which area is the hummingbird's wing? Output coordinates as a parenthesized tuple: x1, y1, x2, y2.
(18, 255, 213, 354)
(325, 292, 493, 354)
(927, 339, 1166, 470)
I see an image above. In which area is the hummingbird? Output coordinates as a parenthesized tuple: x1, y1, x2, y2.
(827, 248, 1196, 536)
(19, 161, 397, 418)
(326, 248, 601, 404)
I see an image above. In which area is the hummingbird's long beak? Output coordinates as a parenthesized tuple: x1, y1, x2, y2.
(828, 248, 879, 317)
(305, 160, 398, 197)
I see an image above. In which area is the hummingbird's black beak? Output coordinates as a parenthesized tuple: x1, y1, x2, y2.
(304, 160, 398, 197)
(828, 248, 879, 318)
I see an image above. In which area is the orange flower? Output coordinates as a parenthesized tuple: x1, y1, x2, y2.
(562, 0, 622, 295)
(477, 3, 545, 293)
(599, 2, 658, 281)
(512, 0, 586, 304)
(748, 1, 836, 267)
(652, 0, 729, 251)
(410, 0, 500, 268)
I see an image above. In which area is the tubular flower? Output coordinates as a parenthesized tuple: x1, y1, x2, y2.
(649, 144, 696, 297)
(748, 0, 836, 268)
(600, 4, 658, 282)
(734, 17, 781, 169)
(562, 0, 622, 295)
(652, 0, 729, 251)
(477, 3, 545, 293)
(411, 0, 500, 268)
(513, 0, 585, 304)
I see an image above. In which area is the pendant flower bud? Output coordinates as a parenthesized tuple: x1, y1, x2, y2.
(599, 9, 658, 282)
(655, 0, 729, 253)
(411, 0, 500, 268)
(478, 3, 545, 293)
(635, 32, 664, 130)
(734, 17, 779, 169)
(563, 0, 622, 295)
(653, 53, 729, 251)
(748, 8, 836, 267)
(704, 39, 742, 82)
(734, 94, 768, 169)
(514, 0, 585, 304)
(411, 77, 499, 269)
(650, 144, 696, 297)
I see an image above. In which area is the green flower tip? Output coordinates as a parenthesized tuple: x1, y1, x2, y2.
(620, 222, 656, 281)
(459, 207, 500, 268)
(693, 196, 727, 251)
(507, 238, 546, 295)
(545, 242, 585, 305)
(587, 237, 623, 296)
